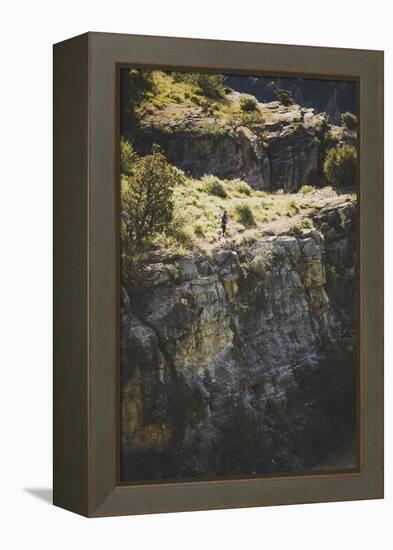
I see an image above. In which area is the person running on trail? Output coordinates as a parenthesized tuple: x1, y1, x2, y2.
(221, 210, 229, 238)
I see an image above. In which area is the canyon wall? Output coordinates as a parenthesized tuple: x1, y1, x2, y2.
(131, 104, 355, 193)
(120, 201, 358, 481)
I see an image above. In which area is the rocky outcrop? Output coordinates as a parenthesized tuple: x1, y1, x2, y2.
(121, 201, 358, 480)
(129, 103, 350, 193)
(266, 121, 319, 192)
(132, 102, 350, 192)
(131, 123, 271, 189)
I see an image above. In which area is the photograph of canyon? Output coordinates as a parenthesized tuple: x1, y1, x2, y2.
(119, 68, 359, 483)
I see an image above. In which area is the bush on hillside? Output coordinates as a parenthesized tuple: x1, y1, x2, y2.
(239, 110, 265, 130)
(236, 204, 255, 227)
(323, 144, 357, 187)
(299, 185, 315, 194)
(341, 112, 357, 131)
(121, 146, 182, 250)
(120, 138, 139, 176)
(275, 88, 294, 106)
(235, 180, 252, 196)
(202, 175, 227, 198)
(188, 73, 225, 98)
(240, 94, 258, 112)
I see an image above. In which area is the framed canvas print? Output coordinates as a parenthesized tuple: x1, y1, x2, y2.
(53, 32, 384, 517)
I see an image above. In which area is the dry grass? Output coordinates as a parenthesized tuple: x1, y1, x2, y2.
(169, 173, 326, 251)
(134, 70, 277, 133)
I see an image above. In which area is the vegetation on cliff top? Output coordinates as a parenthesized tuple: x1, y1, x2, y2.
(324, 144, 357, 187)
(125, 69, 278, 135)
(121, 139, 355, 269)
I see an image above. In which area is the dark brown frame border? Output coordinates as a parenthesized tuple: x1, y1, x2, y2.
(53, 32, 383, 517)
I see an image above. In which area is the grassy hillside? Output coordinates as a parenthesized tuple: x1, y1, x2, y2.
(121, 156, 354, 258)
(126, 69, 306, 137)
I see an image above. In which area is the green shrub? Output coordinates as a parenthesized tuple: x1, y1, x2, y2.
(276, 89, 295, 107)
(300, 184, 315, 194)
(188, 73, 225, 98)
(240, 94, 258, 111)
(301, 218, 313, 229)
(323, 144, 357, 187)
(289, 220, 301, 234)
(341, 112, 357, 131)
(287, 199, 299, 212)
(121, 146, 181, 250)
(240, 110, 265, 129)
(260, 200, 272, 210)
(267, 81, 295, 106)
(172, 72, 188, 83)
(202, 175, 227, 198)
(236, 204, 255, 227)
(145, 91, 155, 100)
(152, 99, 164, 110)
(120, 138, 138, 176)
(193, 223, 204, 237)
(171, 94, 182, 103)
(235, 180, 252, 195)
(316, 117, 330, 135)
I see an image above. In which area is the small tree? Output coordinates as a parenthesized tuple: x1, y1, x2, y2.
(240, 94, 258, 112)
(276, 88, 294, 106)
(121, 147, 179, 250)
(236, 204, 255, 227)
(239, 110, 265, 131)
(323, 144, 357, 187)
(120, 138, 138, 176)
(268, 82, 294, 106)
(202, 175, 227, 198)
(341, 112, 357, 131)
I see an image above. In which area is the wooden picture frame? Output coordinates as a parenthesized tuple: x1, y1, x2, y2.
(53, 32, 383, 517)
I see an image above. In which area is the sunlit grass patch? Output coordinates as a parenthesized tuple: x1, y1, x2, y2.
(235, 204, 255, 227)
(234, 180, 252, 196)
(299, 184, 316, 194)
(202, 174, 228, 198)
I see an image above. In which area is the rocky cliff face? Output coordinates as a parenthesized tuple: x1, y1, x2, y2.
(121, 201, 358, 481)
(131, 104, 319, 192)
(130, 101, 355, 193)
